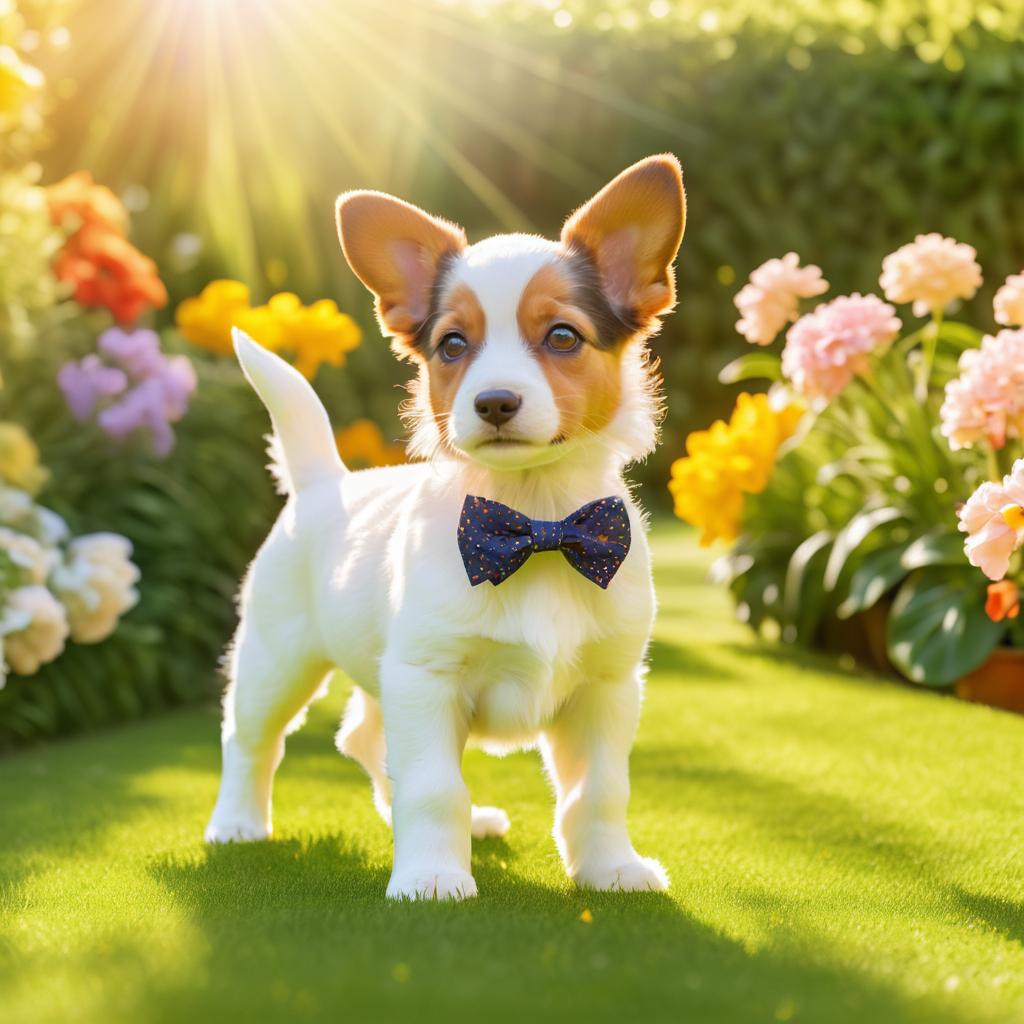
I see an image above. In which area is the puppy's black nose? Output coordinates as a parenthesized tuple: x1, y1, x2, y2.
(474, 389, 522, 427)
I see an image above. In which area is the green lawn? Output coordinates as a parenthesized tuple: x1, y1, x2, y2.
(3, 524, 1024, 1024)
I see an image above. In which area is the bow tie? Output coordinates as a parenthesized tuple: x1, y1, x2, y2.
(458, 495, 631, 589)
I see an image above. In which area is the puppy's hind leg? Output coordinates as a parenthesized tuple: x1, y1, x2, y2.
(206, 625, 331, 844)
(337, 687, 510, 839)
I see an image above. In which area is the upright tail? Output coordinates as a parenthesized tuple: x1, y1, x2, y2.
(232, 327, 346, 493)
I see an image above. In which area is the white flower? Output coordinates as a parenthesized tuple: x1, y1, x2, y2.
(2, 585, 68, 675)
(0, 485, 34, 526)
(51, 532, 140, 643)
(879, 233, 982, 317)
(0, 526, 55, 584)
(35, 506, 69, 546)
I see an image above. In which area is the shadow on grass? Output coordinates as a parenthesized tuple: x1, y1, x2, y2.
(138, 832, 972, 1024)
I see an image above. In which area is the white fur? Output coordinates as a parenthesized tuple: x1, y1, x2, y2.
(206, 237, 666, 900)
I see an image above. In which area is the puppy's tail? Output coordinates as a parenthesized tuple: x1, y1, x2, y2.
(233, 327, 346, 493)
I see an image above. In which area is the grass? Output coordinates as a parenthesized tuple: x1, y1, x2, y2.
(3, 523, 1024, 1024)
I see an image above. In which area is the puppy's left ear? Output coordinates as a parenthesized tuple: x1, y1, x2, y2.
(562, 154, 685, 324)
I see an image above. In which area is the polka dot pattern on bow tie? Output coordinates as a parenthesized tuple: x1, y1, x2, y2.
(457, 494, 631, 589)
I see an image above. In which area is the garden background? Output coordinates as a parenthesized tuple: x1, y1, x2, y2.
(3, 0, 1024, 742)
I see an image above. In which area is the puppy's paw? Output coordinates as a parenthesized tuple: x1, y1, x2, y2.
(204, 812, 271, 844)
(386, 868, 478, 901)
(574, 855, 669, 893)
(471, 805, 510, 839)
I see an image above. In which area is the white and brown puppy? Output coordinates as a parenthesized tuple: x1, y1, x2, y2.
(206, 155, 686, 900)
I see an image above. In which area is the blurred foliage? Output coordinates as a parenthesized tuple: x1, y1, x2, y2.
(27, 0, 1024, 497)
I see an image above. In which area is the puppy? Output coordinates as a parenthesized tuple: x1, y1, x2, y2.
(206, 155, 686, 900)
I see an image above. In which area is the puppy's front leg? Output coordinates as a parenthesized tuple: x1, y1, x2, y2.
(381, 655, 476, 901)
(542, 668, 668, 892)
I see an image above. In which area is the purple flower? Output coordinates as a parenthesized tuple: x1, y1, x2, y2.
(98, 327, 165, 378)
(59, 329, 197, 457)
(57, 355, 128, 421)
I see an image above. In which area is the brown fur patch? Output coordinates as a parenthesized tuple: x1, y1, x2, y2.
(561, 154, 685, 331)
(517, 262, 625, 439)
(424, 283, 487, 444)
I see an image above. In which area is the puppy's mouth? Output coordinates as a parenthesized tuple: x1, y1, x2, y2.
(475, 432, 566, 448)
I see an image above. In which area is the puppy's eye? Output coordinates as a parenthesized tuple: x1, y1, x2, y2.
(544, 324, 582, 353)
(438, 332, 469, 362)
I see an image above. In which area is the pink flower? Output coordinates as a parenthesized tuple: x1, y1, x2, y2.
(734, 253, 828, 346)
(940, 329, 1024, 450)
(781, 293, 901, 401)
(880, 233, 982, 317)
(959, 460, 1024, 581)
(994, 272, 1024, 327)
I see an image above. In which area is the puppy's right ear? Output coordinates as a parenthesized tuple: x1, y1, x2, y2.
(336, 191, 466, 345)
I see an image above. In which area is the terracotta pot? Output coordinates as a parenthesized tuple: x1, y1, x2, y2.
(955, 648, 1024, 713)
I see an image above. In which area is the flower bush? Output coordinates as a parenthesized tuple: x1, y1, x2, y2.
(678, 239, 1024, 688)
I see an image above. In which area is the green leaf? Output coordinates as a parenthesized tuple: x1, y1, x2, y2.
(783, 530, 833, 642)
(901, 530, 966, 571)
(823, 506, 907, 592)
(837, 544, 909, 619)
(718, 353, 782, 385)
(887, 568, 1004, 686)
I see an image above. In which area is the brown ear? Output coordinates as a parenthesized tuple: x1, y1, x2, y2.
(561, 154, 685, 324)
(336, 191, 466, 340)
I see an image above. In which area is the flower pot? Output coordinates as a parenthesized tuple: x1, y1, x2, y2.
(955, 648, 1024, 713)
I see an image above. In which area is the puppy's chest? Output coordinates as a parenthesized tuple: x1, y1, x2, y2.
(458, 567, 613, 736)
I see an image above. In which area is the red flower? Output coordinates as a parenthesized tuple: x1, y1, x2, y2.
(985, 580, 1021, 623)
(54, 224, 167, 325)
(47, 170, 128, 235)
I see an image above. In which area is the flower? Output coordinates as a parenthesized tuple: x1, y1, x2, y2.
(781, 293, 901, 401)
(994, 272, 1024, 327)
(880, 233, 982, 317)
(261, 295, 362, 378)
(0, 526, 53, 584)
(58, 355, 128, 421)
(958, 460, 1024, 581)
(59, 329, 196, 457)
(940, 329, 1024, 450)
(2, 585, 69, 676)
(0, 45, 43, 126)
(669, 393, 803, 545)
(0, 422, 48, 495)
(54, 224, 167, 324)
(176, 283, 362, 377)
(734, 253, 829, 346)
(46, 171, 127, 236)
(176, 280, 252, 356)
(335, 420, 406, 469)
(51, 533, 140, 643)
(985, 580, 1020, 622)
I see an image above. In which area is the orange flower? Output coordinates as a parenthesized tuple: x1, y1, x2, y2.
(985, 580, 1020, 623)
(335, 420, 405, 469)
(47, 171, 128, 236)
(54, 224, 167, 324)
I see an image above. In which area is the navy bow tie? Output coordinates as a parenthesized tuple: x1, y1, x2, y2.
(458, 495, 631, 589)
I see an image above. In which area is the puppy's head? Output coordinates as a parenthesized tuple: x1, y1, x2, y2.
(336, 155, 685, 470)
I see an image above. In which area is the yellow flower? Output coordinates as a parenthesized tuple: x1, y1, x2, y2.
(271, 294, 362, 380)
(668, 393, 802, 546)
(176, 283, 362, 378)
(335, 419, 405, 469)
(0, 46, 43, 126)
(0, 422, 48, 496)
(176, 280, 250, 356)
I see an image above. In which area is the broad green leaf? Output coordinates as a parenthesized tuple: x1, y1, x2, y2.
(887, 568, 1004, 686)
(837, 544, 909, 619)
(823, 506, 907, 592)
(718, 353, 782, 385)
(901, 530, 966, 571)
(783, 530, 833, 642)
